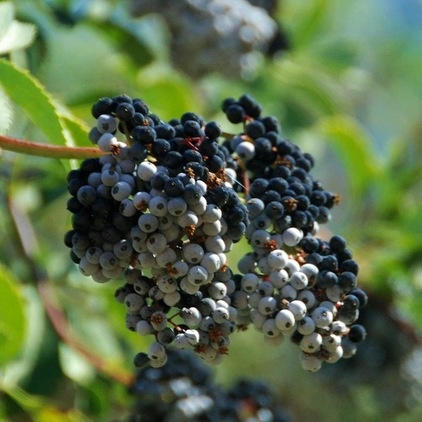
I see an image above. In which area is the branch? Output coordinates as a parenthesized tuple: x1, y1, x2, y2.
(0, 134, 105, 159)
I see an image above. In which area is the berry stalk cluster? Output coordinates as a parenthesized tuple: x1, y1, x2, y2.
(64, 93, 367, 371)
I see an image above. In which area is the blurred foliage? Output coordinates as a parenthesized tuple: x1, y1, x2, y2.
(1, 0, 422, 420)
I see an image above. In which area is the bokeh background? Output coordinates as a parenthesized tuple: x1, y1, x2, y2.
(1, 0, 422, 420)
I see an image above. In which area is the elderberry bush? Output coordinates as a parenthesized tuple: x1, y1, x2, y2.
(64, 93, 367, 372)
(129, 349, 291, 421)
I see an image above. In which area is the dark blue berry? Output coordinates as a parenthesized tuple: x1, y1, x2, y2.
(183, 120, 204, 137)
(164, 151, 183, 169)
(131, 126, 156, 144)
(225, 104, 246, 124)
(348, 324, 367, 343)
(238, 94, 262, 118)
(151, 138, 171, 158)
(265, 201, 285, 219)
(183, 184, 203, 205)
(260, 116, 280, 132)
(338, 271, 358, 292)
(339, 259, 359, 275)
(91, 97, 113, 118)
(204, 121, 221, 139)
(181, 112, 204, 126)
(300, 236, 319, 253)
(317, 270, 338, 288)
(329, 235, 347, 253)
(128, 143, 147, 162)
(164, 177, 184, 197)
(350, 288, 368, 308)
(245, 121, 266, 139)
(200, 139, 219, 157)
(249, 178, 269, 197)
(319, 255, 338, 272)
(310, 190, 326, 206)
(261, 189, 281, 205)
(207, 186, 229, 207)
(116, 102, 135, 121)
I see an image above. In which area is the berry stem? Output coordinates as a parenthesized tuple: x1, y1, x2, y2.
(221, 131, 235, 139)
(0, 134, 105, 159)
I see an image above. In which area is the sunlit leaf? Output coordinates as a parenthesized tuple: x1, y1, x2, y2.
(0, 2, 14, 41)
(2, 385, 89, 422)
(59, 344, 96, 385)
(0, 59, 69, 146)
(0, 2, 36, 55)
(0, 263, 26, 365)
(0, 20, 36, 55)
(1, 285, 46, 388)
(60, 114, 90, 147)
(0, 86, 13, 133)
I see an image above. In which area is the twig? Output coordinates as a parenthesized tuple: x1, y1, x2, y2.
(38, 281, 134, 386)
(0, 134, 104, 159)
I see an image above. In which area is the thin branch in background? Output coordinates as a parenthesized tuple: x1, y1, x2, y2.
(37, 281, 134, 386)
(7, 194, 134, 387)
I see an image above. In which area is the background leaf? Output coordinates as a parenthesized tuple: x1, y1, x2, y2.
(317, 115, 380, 198)
(0, 59, 68, 146)
(0, 263, 26, 365)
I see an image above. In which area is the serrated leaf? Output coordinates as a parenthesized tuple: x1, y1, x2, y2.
(0, 263, 26, 365)
(60, 114, 90, 147)
(0, 21, 36, 55)
(317, 115, 379, 198)
(0, 59, 69, 146)
(0, 2, 36, 54)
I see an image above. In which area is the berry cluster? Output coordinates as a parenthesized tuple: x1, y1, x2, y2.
(129, 349, 291, 421)
(64, 93, 367, 371)
(130, 0, 278, 78)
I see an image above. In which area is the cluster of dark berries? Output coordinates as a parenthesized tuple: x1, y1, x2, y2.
(64, 93, 367, 371)
(130, 0, 279, 78)
(129, 349, 291, 421)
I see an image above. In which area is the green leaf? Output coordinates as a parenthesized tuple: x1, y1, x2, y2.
(273, 59, 351, 118)
(0, 59, 69, 146)
(0, 263, 26, 365)
(59, 344, 96, 385)
(0, 2, 14, 41)
(317, 115, 379, 198)
(38, 24, 134, 104)
(60, 114, 90, 147)
(135, 64, 194, 119)
(0, 86, 13, 133)
(0, 2, 36, 55)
